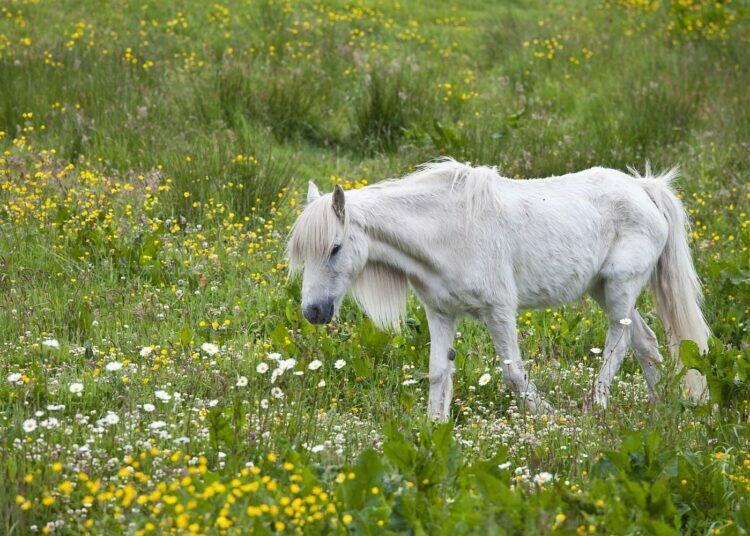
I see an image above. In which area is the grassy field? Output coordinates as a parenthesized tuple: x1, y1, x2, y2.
(1, 0, 749, 533)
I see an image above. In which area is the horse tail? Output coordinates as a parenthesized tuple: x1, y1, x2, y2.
(637, 167, 710, 401)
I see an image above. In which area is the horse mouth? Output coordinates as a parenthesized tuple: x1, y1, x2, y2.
(303, 301, 334, 325)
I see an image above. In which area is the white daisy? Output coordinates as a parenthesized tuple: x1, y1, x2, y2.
(41, 418, 60, 429)
(22, 419, 37, 433)
(154, 390, 171, 402)
(236, 376, 248, 387)
(478, 373, 492, 386)
(7, 373, 22, 383)
(201, 342, 219, 355)
(308, 360, 323, 371)
(105, 361, 123, 372)
(334, 359, 346, 369)
(256, 362, 269, 374)
(69, 382, 84, 394)
(42, 339, 60, 349)
(103, 412, 120, 425)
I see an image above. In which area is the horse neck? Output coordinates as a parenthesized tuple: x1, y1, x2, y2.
(348, 184, 455, 277)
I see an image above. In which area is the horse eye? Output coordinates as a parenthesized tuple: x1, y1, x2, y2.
(330, 243, 342, 257)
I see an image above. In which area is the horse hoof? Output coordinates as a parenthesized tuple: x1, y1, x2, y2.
(537, 399, 555, 415)
(524, 396, 554, 415)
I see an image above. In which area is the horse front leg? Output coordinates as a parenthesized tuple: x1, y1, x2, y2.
(425, 308, 456, 422)
(485, 308, 552, 414)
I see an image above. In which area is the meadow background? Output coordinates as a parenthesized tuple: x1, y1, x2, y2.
(1, 0, 749, 534)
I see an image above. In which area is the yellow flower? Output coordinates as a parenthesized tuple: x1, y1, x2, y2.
(342, 514, 353, 524)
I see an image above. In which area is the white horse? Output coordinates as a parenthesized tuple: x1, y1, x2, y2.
(287, 159, 710, 420)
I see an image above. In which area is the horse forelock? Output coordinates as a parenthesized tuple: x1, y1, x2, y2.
(287, 195, 350, 273)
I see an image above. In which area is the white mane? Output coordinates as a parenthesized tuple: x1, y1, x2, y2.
(374, 158, 503, 225)
(351, 261, 408, 331)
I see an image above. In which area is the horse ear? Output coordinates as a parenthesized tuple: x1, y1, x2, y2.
(307, 181, 320, 203)
(332, 184, 345, 220)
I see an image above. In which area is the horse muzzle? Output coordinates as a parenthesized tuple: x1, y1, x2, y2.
(303, 300, 334, 325)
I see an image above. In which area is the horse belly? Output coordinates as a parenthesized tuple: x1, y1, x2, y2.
(516, 264, 598, 308)
(512, 217, 605, 308)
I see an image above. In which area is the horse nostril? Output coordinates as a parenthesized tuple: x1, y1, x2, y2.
(303, 304, 316, 324)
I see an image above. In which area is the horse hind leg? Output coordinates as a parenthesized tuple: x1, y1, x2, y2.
(629, 310, 664, 401)
(591, 273, 652, 408)
(630, 310, 708, 403)
(592, 282, 663, 402)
